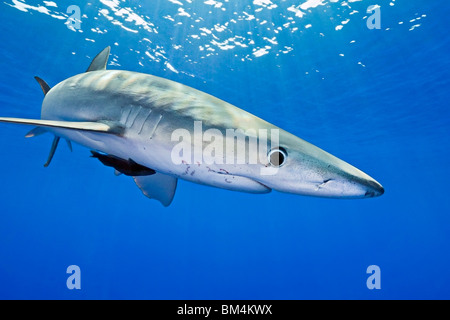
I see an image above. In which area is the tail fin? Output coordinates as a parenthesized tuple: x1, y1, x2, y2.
(34, 76, 51, 95)
(23, 77, 52, 140)
(44, 136, 60, 167)
(1, 64, 118, 167)
(0, 117, 122, 167)
(41, 136, 72, 167)
(25, 126, 47, 138)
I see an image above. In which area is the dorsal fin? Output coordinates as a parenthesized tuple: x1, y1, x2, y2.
(86, 46, 111, 72)
(34, 76, 51, 95)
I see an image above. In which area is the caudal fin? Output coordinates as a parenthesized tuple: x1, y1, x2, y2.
(34, 76, 51, 95)
(0, 116, 123, 167)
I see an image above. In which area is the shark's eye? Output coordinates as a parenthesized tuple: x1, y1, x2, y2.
(268, 147, 287, 167)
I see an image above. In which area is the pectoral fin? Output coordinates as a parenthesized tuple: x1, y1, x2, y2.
(0, 117, 122, 134)
(134, 173, 178, 207)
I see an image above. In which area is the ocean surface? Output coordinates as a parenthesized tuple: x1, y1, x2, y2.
(0, 0, 449, 299)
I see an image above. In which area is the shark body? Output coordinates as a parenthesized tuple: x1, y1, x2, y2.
(0, 47, 384, 206)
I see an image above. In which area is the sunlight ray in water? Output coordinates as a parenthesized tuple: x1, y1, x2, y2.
(5, 0, 425, 75)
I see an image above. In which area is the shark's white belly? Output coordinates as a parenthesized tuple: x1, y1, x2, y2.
(50, 126, 270, 194)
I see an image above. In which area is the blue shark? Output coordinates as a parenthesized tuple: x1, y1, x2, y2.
(0, 47, 383, 206)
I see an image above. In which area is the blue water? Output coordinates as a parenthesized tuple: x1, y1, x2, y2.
(0, 0, 449, 299)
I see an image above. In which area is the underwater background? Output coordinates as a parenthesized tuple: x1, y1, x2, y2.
(0, 0, 449, 299)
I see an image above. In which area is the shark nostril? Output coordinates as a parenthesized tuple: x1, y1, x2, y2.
(365, 191, 375, 197)
(363, 179, 384, 197)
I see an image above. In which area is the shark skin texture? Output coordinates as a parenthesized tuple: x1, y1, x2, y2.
(0, 47, 384, 206)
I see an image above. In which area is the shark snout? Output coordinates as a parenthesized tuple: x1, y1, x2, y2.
(331, 167, 385, 199)
(309, 153, 384, 199)
(309, 173, 384, 199)
(361, 177, 384, 198)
